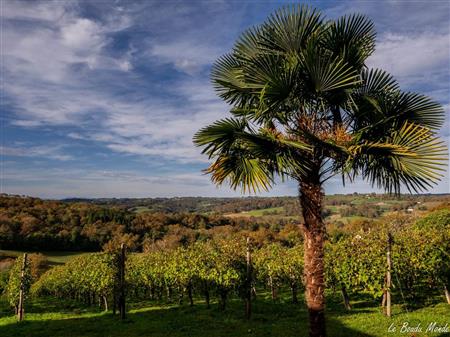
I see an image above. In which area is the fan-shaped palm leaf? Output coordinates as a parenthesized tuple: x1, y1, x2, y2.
(347, 122, 448, 193)
(259, 4, 324, 55)
(351, 89, 445, 134)
(323, 14, 376, 69)
(300, 40, 361, 93)
(194, 118, 311, 191)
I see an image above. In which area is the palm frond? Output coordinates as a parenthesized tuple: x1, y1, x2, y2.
(240, 128, 312, 178)
(206, 155, 274, 193)
(211, 54, 253, 106)
(323, 14, 376, 68)
(346, 68, 399, 129)
(260, 4, 324, 55)
(356, 68, 399, 96)
(243, 54, 300, 119)
(193, 118, 248, 158)
(301, 38, 361, 93)
(392, 92, 445, 130)
(350, 89, 445, 133)
(194, 118, 312, 192)
(233, 27, 265, 61)
(346, 122, 448, 193)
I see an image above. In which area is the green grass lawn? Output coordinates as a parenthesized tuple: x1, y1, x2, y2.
(1, 291, 448, 337)
(0, 250, 86, 264)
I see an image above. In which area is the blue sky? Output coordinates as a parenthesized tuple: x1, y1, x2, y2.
(1, 0, 449, 198)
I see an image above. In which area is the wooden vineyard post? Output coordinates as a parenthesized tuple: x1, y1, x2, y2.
(113, 251, 117, 315)
(119, 243, 126, 320)
(269, 275, 277, 301)
(385, 232, 393, 317)
(245, 237, 252, 319)
(444, 285, 450, 304)
(113, 291, 116, 315)
(18, 253, 27, 321)
(341, 285, 351, 310)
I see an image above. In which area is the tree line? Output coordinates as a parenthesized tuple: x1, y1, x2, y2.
(2, 195, 448, 252)
(0, 195, 303, 251)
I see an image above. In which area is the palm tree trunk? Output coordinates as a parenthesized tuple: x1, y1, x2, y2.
(300, 178, 326, 337)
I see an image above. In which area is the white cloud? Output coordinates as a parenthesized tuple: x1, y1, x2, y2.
(150, 41, 222, 74)
(2, 0, 68, 21)
(67, 132, 85, 140)
(2, 161, 303, 198)
(5, 78, 226, 162)
(118, 59, 133, 71)
(1, 144, 73, 161)
(2, 1, 228, 164)
(3, 2, 132, 85)
(367, 32, 450, 83)
(61, 18, 103, 50)
(325, 1, 449, 35)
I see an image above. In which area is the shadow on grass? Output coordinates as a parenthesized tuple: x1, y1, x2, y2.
(2, 295, 448, 337)
(0, 300, 376, 337)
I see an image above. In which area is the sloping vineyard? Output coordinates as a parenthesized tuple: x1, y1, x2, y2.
(7, 223, 446, 319)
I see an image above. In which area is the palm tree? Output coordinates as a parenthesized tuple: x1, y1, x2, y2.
(193, 5, 447, 337)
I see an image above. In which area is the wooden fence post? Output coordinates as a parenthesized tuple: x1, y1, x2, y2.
(245, 237, 252, 319)
(119, 243, 126, 320)
(385, 232, 393, 317)
(18, 253, 27, 322)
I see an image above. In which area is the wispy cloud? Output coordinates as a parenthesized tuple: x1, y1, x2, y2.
(3, 165, 297, 198)
(2, 0, 230, 164)
(2, 0, 449, 197)
(1, 144, 73, 161)
(150, 41, 222, 75)
(3, 2, 131, 83)
(367, 32, 450, 87)
(150, 40, 221, 75)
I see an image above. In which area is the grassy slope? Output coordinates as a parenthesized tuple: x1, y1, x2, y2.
(243, 207, 285, 216)
(1, 292, 449, 337)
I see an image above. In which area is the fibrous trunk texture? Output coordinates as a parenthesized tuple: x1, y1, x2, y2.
(300, 178, 326, 337)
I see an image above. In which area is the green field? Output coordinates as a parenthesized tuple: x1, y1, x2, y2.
(132, 206, 153, 214)
(1, 292, 449, 337)
(0, 250, 86, 264)
(225, 207, 286, 218)
(243, 207, 285, 216)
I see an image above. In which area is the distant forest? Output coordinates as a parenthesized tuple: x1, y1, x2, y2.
(1, 194, 448, 252)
